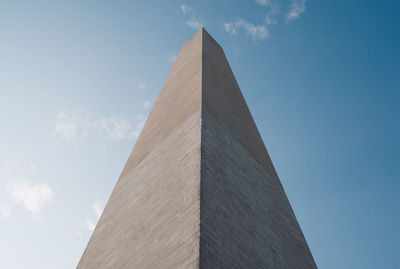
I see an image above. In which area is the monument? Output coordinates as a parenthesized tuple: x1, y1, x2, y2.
(77, 28, 317, 268)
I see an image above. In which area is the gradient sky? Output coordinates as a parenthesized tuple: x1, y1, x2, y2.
(1, 1, 399, 268)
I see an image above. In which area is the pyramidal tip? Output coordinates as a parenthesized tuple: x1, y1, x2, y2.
(191, 27, 220, 48)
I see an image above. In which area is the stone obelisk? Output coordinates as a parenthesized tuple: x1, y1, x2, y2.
(77, 28, 317, 268)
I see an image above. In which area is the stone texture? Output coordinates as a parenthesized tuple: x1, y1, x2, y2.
(77, 28, 316, 269)
(77, 28, 202, 269)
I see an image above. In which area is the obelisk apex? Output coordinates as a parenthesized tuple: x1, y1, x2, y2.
(78, 28, 316, 269)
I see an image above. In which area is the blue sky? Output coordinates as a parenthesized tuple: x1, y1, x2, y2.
(0, 1, 399, 268)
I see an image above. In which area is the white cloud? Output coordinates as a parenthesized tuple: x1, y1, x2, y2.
(255, 0, 273, 6)
(53, 110, 147, 142)
(143, 101, 151, 109)
(287, 0, 306, 22)
(265, 5, 279, 25)
(168, 54, 177, 63)
(92, 201, 103, 220)
(180, 4, 204, 29)
(180, 4, 188, 15)
(186, 18, 203, 29)
(82, 201, 104, 233)
(224, 19, 269, 41)
(100, 115, 146, 140)
(97, 117, 141, 140)
(0, 161, 54, 219)
(265, 15, 276, 25)
(52, 112, 90, 141)
(224, 0, 306, 42)
(10, 181, 54, 218)
(223, 23, 238, 35)
(82, 218, 96, 233)
(255, 0, 279, 25)
(133, 116, 146, 137)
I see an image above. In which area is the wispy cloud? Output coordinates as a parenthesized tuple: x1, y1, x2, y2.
(0, 161, 54, 219)
(97, 116, 145, 141)
(286, 0, 306, 22)
(265, 1, 280, 25)
(82, 201, 104, 233)
(92, 201, 103, 220)
(82, 218, 96, 233)
(224, 20, 269, 41)
(265, 15, 277, 25)
(226, 0, 305, 42)
(180, 4, 188, 15)
(53, 112, 90, 140)
(143, 101, 151, 109)
(180, 4, 204, 29)
(53, 110, 147, 141)
(10, 181, 54, 218)
(255, 0, 273, 7)
(168, 54, 177, 64)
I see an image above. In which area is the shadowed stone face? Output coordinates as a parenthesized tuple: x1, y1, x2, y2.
(77, 28, 317, 269)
